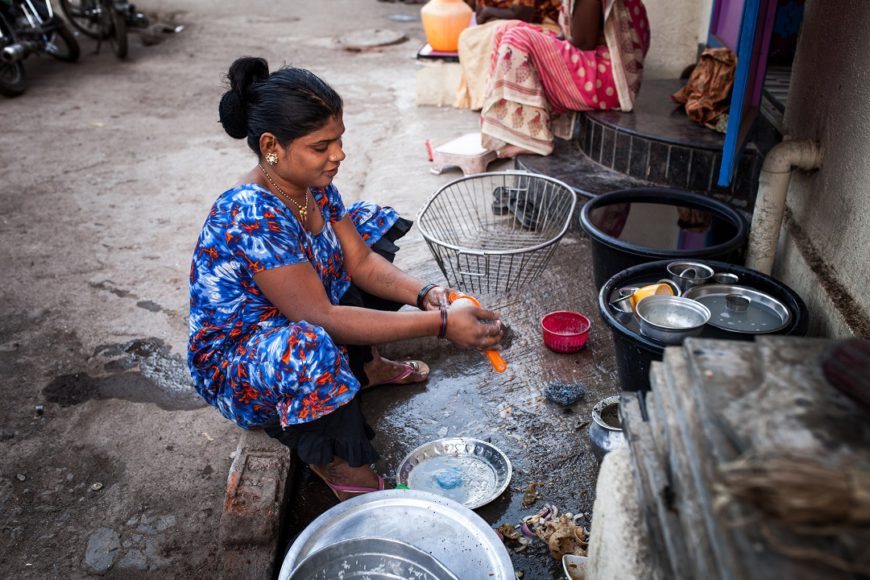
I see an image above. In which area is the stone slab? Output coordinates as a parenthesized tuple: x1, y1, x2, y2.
(220, 429, 293, 579)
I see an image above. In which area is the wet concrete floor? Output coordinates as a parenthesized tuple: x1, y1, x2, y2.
(282, 232, 621, 579)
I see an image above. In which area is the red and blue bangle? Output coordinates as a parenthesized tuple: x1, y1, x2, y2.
(438, 305, 448, 339)
(416, 283, 438, 310)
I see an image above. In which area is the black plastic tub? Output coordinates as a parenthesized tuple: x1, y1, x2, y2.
(580, 188, 749, 289)
(598, 259, 809, 391)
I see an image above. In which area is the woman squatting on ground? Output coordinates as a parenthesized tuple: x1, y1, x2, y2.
(188, 57, 504, 500)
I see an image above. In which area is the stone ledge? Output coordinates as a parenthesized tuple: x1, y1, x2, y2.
(220, 429, 293, 579)
(586, 445, 653, 580)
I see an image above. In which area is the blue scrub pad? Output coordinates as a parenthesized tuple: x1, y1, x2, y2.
(544, 382, 587, 406)
(434, 466, 463, 489)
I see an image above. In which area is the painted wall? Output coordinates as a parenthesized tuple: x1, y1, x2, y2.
(641, 0, 713, 79)
(776, 0, 870, 337)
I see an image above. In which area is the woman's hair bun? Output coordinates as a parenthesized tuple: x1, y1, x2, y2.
(219, 91, 248, 139)
(218, 57, 270, 140)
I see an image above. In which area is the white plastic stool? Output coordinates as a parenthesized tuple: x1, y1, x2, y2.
(430, 133, 497, 176)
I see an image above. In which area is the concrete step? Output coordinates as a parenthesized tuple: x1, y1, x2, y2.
(517, 79, 762, 211)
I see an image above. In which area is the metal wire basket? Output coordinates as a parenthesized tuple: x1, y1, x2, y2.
(417, 171, 577, 294)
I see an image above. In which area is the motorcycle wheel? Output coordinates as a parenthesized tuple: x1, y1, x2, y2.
(100, 0, 127, 59)
(58, 0, 105, 40)
(0, 61, 26, 97)
(46, 20, 81, 63)
(0, 14, 26, 97)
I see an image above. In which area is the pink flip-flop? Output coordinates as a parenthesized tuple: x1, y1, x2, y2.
(379, 360, 430, 386)
(308, 464, 387, 501)
(325, 474, 386, 496)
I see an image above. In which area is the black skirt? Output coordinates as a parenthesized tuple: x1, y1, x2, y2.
(262, 395, 377, 467)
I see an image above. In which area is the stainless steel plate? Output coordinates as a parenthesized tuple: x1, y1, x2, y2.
(683, 284, 791, 334)
(279, 490, 514, 580)
(397, 437, 512, 509)
(288, 538, 458, 580)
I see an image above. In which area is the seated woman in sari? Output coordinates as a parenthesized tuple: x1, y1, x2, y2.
(480, 0, 651, 158)
(456, 0, 563, 110)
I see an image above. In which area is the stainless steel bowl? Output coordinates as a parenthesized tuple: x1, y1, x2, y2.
(397, 438, 512, 509)
(666, 261, 715, 292)
(288, 538, 458, 580)
(609, 286, 639, 317)
(618, 286, 639, 298)
(636, 295, 711, 345)
(656, 278, 682, 296)
(589, 396, 626, 462)
(279, 490, 514, 580)
(609, 293, 635, 314)
(712, 272, 739, 285)
(563, 554, 588, 580)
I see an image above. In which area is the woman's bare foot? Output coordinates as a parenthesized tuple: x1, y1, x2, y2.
(309, 458, 383, 501)
(363, 348, 430, 388)
(496, 144, 537, 158)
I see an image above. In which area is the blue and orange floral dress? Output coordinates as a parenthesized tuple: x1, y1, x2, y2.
(188, 183, 401, 430)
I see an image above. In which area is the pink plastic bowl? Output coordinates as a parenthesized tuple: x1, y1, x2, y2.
(541, 311, 591, 353)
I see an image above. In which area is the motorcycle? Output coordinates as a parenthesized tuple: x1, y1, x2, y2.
(0, 0, 80, 97)
(58, 0, 151, 60)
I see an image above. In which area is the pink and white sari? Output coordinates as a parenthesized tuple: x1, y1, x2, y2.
(481, 0, 651, 155)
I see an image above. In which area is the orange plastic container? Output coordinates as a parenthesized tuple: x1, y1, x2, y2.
(420, 0, 472, 52)
(447, 291, 507, 373)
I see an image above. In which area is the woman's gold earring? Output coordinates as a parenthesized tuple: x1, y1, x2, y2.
(266, 152, 278, 166)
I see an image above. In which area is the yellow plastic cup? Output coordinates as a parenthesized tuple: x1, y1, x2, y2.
(629, 283, 675, 310)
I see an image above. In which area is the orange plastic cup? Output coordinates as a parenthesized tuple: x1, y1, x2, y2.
(629, 283, 675, 310)
(447, 291, 507, 373)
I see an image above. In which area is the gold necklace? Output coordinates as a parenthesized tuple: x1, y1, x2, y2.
(258, 163, 310, 223)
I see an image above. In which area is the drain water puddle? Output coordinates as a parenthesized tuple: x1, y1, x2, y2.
(42, 338, 204, 411)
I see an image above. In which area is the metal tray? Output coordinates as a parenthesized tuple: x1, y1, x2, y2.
(279, 490, 514, 580)
(396, 437, 512, 509)
(683, 284, 791, 334)
(288, 537, 458, 580)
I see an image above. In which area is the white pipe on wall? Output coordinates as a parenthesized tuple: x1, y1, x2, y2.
(746, 139, 823, 275)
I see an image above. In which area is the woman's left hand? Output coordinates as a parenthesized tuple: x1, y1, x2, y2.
(421, 285, 452, 311)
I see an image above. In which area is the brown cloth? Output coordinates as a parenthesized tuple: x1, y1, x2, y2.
(672, 47, 738, 131)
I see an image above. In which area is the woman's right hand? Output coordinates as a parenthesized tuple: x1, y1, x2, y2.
(444, 302, 503, 351)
